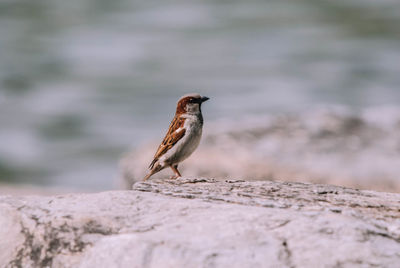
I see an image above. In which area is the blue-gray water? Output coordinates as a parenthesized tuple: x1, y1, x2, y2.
(1, 0, 399, 190)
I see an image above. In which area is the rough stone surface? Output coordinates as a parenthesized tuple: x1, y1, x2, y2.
(1, 178, 400, 268)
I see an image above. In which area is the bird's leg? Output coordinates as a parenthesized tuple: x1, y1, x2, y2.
(170, 164, 181, 179)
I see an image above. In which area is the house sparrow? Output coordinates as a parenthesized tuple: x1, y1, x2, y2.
(143, 93, 209, 181)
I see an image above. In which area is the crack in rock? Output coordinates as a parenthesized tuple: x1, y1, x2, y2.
(279, 239, 295, 268)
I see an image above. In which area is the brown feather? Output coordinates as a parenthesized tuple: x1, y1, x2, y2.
(149, 115, 186, 169)
(175, 96, 195, 115)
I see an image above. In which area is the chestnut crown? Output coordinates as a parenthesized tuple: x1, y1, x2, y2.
(176, 93, 209, 115)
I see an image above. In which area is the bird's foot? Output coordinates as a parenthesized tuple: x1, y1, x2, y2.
(169, 175, 180, 180)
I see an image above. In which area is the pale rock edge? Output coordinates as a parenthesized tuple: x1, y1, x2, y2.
(1, 178, 400, 268)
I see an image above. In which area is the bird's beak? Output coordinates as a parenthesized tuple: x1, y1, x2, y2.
(201, 96, 210, 103)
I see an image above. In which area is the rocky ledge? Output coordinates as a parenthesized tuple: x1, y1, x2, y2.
(1, 178, 400, 268)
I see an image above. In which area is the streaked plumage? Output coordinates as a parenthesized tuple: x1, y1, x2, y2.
(143, 93, 209, 181)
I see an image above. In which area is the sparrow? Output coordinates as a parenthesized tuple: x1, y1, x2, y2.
(143, 93, 209, 181)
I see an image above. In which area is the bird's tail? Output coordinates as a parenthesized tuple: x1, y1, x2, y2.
(142, 163, 164, 181)
(149, 158, 157, 169)
(142, 172, 153, 181)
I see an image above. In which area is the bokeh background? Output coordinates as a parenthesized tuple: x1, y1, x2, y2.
(1, 0, 400, 192)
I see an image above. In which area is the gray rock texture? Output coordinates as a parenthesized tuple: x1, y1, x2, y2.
(1, 178, 400, 268)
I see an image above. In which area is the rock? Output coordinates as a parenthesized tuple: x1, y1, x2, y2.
(0, 183, 83, 196)
(0, 203, 25, 266)
(1, 178, 400, 267)
(120, 109, 400, 192)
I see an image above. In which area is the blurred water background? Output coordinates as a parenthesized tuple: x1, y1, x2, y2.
(1, 0, 399, 191)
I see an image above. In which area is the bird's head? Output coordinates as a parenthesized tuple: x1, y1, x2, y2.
(176, 93, 209, 115)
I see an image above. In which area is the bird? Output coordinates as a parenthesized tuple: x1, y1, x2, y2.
(143, 93, 209, 181)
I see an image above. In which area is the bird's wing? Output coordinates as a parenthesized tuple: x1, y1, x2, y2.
(149, 116, 186, 169)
